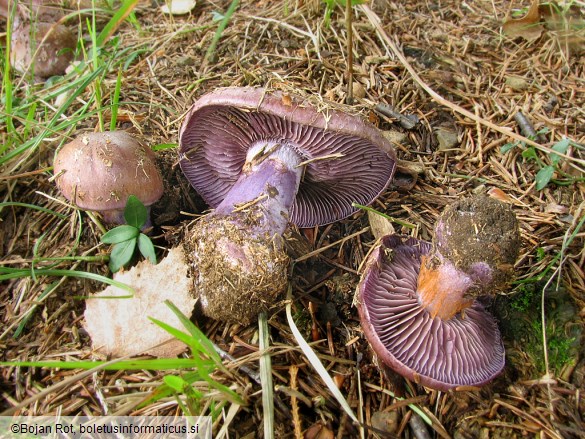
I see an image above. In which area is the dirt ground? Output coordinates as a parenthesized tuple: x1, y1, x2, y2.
(1, 0, 584, 437)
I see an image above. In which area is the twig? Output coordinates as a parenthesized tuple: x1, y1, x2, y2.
(513, 111, 538, 139)
(346, 0, 353, 104)
(375, 104, 419, 130)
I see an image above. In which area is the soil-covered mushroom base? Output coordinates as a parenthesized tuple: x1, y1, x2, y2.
(183, 213, 289, 325)
(433, 195, 521, 296)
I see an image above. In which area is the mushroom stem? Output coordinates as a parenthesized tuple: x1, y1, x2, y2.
(416, 255, 474, 320)
(212, 140, 303, 237)
(185, 141, 304, 324)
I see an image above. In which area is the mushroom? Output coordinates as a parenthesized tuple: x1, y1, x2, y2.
(179, 87, 397, 324)
(356, 195, 520, 390)
(2, 0, 75, 79)
(10, 20, 76, 78)
(16, 0, 66, 22)
(53, 131, 164, 226)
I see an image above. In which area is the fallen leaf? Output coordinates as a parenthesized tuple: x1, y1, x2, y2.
(84, 247, 195, 358)
(503, 0, 543, 42)
(487, 187, 514, 204)
(304, 423, 334, 439)
(505, 75, 529, 91)
(435, 127, 459, 151)
(368, 210, 395, 240)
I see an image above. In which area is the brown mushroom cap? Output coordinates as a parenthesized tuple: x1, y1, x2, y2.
(356, 235, 505, 391)
(11, 20, 76, 78)
(54, 131, 163, 222)
(179, 87, 397, 228)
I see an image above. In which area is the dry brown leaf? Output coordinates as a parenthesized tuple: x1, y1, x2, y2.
(84, 247, 195, 358)
(503, 0, 544, 42)
(487, 187, 514, 204)
(368, 210, 395, 240)
(304, 423, 334, 439)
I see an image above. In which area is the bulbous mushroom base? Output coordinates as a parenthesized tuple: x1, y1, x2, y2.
(184, 215, 289, 325)
(433, 195, 520, 296)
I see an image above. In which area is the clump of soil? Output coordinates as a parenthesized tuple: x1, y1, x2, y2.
(433, 195, 520, 296)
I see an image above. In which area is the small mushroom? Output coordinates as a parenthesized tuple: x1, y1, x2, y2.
(16, 0, 66, 22)
(53, 131, 164, 226)
(10, 20, 76, 78)
(2, 1, 75, 79)
(179, 87, 397, 324)
(356, 195, 520, 390)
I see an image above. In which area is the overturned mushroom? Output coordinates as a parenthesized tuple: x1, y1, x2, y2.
(179, 87, 397, 324)
(53, 131, 164, 226)
(356, 195, 520, 390)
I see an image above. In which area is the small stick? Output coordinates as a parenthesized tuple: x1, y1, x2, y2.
(346, 0, 354, 104)
(290, 365, 303, 439)
(375, 104, 419, 130)
(513, 111, 538, 139)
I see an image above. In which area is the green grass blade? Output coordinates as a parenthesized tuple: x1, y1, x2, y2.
(148, 317, 197, 353)
(96, 0, 140, 47)
(0, 267, 133, 293)
(0, 202, 67, 219)
(206, 0, 239, 62)
(0, 65, 106, 166)
(163, 301, 223, 367)
(1, 2, 16, 145)
(110, 68, 123, 131)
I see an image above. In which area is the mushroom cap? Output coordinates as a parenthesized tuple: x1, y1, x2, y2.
(356, 235, 505, 391)
(54, 131, 164, 213)
(11, 21, 76, 78)
(179, 87, 397, 228)
(17, 0, 66, 22)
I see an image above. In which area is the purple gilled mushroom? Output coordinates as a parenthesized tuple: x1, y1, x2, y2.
(179, 87, 397, 324)
(356, 195, 520, 391)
